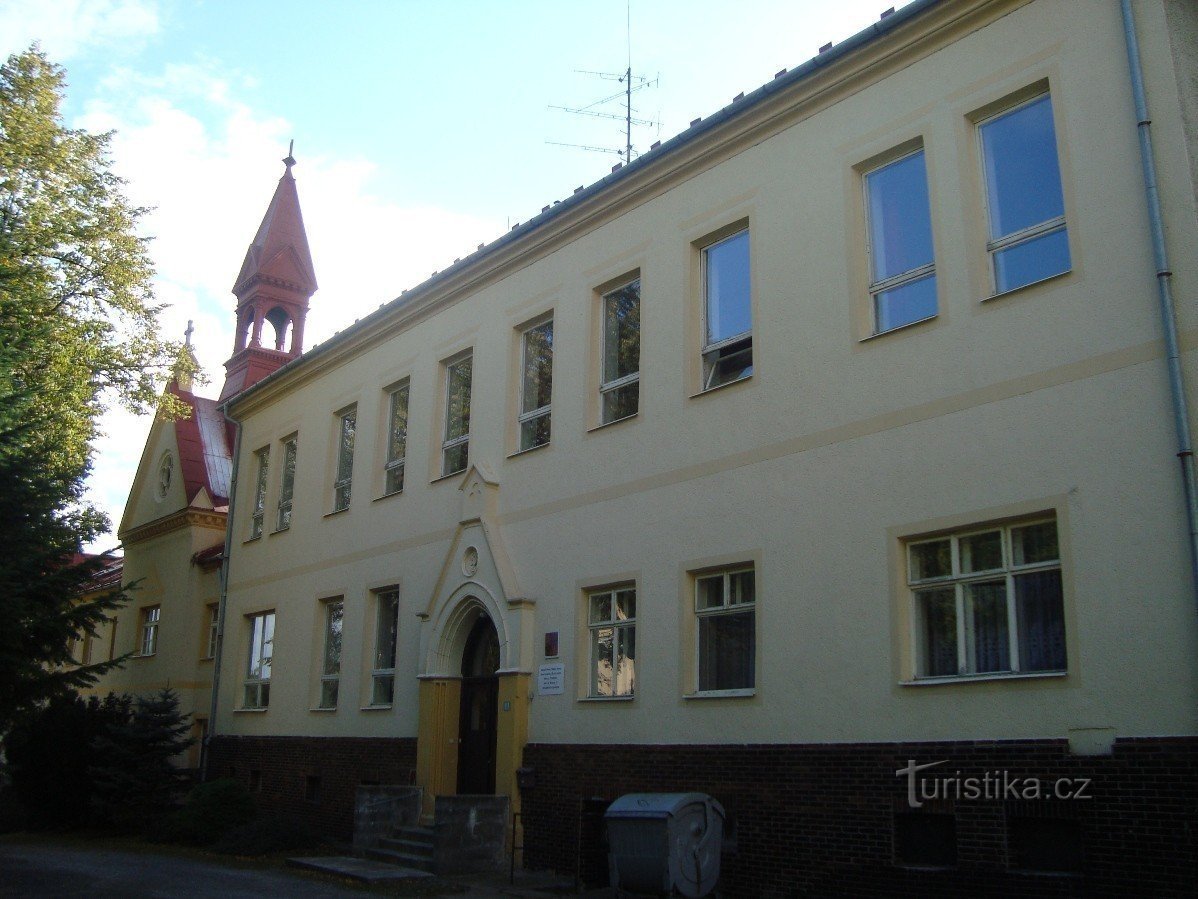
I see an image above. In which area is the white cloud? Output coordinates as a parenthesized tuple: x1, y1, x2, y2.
(0, 0, 159, 60)
(78, 58, 500, 549)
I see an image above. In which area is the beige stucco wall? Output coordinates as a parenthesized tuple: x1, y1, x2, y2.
(217, 0, 1198, 746)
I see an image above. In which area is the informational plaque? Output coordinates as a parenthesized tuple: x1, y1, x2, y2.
(538, 663, 565, 695)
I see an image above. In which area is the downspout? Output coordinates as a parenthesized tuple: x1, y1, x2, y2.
(203, 414, 242, 781)
(1120, 0, 1198, 606)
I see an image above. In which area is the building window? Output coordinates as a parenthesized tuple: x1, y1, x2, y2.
(1007, 816, 1083, 873)
(908, 517, 1065, 679)
(332, 407, 356, 512)
(139, 605, 160, 656)
(249, 447, 268, 539)
(244, 610, 275, 709)
(441, 355, 472, 477)
(865, 147, 936, 333)
(701, 228, 752, 390)
(587, 586, 636, 697)
(206, 603, 219, 659)
(518, 319, 553, 451)
(978, 92, 1070, 293)
(894, 812, 957, 867)
(695, 566, 755, 692)
(600, 278, 640, 424)
(276, 436, 297, 530)
(319, 599, 343, 709)
(384, 381, 409, 495)
(371, 588, 399, 706)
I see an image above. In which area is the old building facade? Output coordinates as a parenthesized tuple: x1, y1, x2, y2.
(202, 0, 1197, 893)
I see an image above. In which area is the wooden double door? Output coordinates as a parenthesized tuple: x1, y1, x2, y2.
(457, 615, 500, 795)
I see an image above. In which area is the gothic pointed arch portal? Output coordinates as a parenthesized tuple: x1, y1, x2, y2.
(414, 488, 534, 818)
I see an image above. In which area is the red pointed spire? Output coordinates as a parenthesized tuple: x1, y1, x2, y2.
(219, 146, 318, 403)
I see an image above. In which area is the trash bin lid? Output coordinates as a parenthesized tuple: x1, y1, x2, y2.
(605, 793, 713, 819)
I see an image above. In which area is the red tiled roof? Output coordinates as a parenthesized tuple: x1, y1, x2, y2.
(168, 382, 233, 507)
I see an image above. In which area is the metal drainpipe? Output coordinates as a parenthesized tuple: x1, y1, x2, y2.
(203, 414, 242, 781)
(1120, 0, 1198, 607)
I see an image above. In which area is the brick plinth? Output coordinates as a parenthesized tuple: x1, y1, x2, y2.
(520, 737, 1198, 897)
(207, 735, 417, 840)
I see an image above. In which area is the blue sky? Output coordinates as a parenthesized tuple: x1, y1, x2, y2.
(1, 0, 913, 549)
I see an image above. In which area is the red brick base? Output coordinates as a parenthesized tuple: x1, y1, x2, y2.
(206, 735, 417, 840)
(519, 737, 1198, 897)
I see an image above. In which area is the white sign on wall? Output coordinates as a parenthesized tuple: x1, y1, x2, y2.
(538, 663, 565, 696)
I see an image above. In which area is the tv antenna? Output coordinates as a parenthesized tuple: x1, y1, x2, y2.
(547, 1, 660, 164)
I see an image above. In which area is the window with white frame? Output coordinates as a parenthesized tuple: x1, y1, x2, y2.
(371, 588, 399, 706)
(978, 91, 1070, 293)
(244, 610, 275, 709)
(441, 355, 472, 477)
(205, 603, 219, 659)
(249, 447, 269, 539)
(332, 407, 356, 512)
(695, 567, 755, 692)
(865, 147, 937, 333)
(518, 319, 554, 451)
(318, 599, 343, 709)
(139, 605, 160, 656)
(276, 436, 297, 530)
(384, 381, 409, 495)
(908, 517, 1065, 679)
(701, 229, 752, 390)
(587, 586, 636, 697)
(600, 278, 640, 424)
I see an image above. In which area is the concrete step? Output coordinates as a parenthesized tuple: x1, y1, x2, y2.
(377, 835, 435, 855)
(392, 824, 436, 845)
(363, 846, 436, 873)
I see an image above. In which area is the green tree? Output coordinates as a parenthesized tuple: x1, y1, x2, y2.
(0, 46, 189, 733)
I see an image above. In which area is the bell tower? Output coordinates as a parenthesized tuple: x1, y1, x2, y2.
(219, 146, 318, 402)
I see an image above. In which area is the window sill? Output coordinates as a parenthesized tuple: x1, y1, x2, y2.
(132, 653, 155, 660)
(270, 526, 290, 536)
(859, 313, 938, 343)
(901, 670, 1066, 687)
(322, 507, 350, 519)
(373, 490, 403, 503)
(587, 412, 638, 434)
(309, 706, 337, 713)
(234, 707, 268, 714)
(508, 441, 550, 460)
(359, 704, 393, 711)
(431, 470, 466, 485)
(199, 656, 214, 664)
(684, 688, 756, 700)
(981, 268, 1071, 304)
(242, 535, 263, 545)
(691, 373, 752, 400)
(578, 694, 635, 703)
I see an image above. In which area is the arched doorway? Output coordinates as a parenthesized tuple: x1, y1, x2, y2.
(457, 614, 499, 794)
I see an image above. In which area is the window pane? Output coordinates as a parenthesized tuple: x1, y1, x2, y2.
(603, 281, 640, 383)
(521, 321, 554, 413)
(917, 587, 957, 677)
(705, 339, 753, 389)
(1012, 521, 1059, 566)
(320, 680, 339, 709)
(993, 227, 1070, 293)
(696, 575, 724, 610)
(375, 593, 398, 670)
(280, 441, 296, 500)
(616, 589, 636, 621)
(729, 570, 755, 605)
(591, 626, 615, 696)
(372, 675, 394, 706)
(698, 609, 755, 691)
(445, 357, 472, 441)
(602, 382, 639, 423)
(704, 230, 751, 344)
(443, 441, 468, 477)
(388, 385, 409, 465)
(520, 413, 551, 451)
(965, 581, 1009, 673)
(866, 150, 934, 282)
(337, 412, 356, 482)
(960, 531, 1003, 573)
(1016, 569, 1066, 671)
(589, 593, 612, 625)
(615, 626, 636, 696)
(874, 274, 937, 332)
(909, 539, 951, 581)
(981, 95, 1065, 239)
(324, 602, 343, 675)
